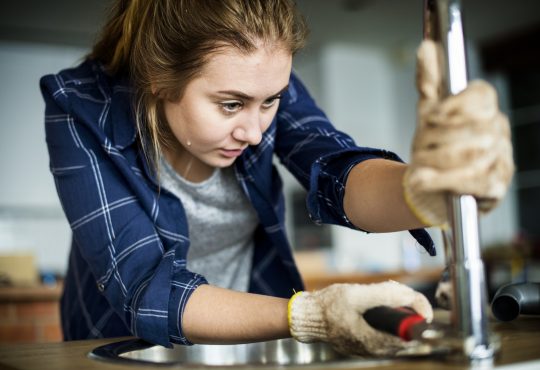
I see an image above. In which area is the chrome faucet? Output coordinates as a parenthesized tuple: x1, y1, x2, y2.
(423, 0, 499, 361)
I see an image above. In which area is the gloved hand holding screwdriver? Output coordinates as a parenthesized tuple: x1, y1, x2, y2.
(288, 40, 514, 357)
(289, 281, 433, 356)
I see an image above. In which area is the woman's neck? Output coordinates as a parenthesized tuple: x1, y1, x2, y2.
(162, 145, 215, 183)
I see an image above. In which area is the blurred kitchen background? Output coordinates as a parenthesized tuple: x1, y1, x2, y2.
(1, 0, 540, 342)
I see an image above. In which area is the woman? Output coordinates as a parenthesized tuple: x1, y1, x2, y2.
(40, 0, 512, 356)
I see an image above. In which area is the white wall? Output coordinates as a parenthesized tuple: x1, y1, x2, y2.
(287, 42, 444, 272)
(0, 42, 87, 273)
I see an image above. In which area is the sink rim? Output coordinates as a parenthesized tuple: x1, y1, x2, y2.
(88, 338, 395, 369)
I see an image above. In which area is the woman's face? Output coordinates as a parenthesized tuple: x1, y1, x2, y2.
(162, 43, 292, 181)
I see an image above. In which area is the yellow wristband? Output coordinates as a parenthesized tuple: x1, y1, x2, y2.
(287, 291, 303, 330)
(403, 183, 436, 227)
(403, 170, 447, 229)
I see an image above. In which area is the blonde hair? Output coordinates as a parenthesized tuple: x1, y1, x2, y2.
(91, 0, 308, 171)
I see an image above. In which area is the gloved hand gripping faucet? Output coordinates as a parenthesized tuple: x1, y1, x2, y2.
(287, 40, 514, 357)
(404, 40, 514, 229)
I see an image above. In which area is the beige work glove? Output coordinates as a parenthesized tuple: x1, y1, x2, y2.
(288, 281, 433, 357)
(403, 40, 514, 227)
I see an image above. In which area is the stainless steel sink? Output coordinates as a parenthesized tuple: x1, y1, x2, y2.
(89, 338, 394, 368)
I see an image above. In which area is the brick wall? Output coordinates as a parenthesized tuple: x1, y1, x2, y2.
(0, 285, 62, 343)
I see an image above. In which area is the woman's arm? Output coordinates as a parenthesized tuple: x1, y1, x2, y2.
(343, 158, 425, 232)
(41, 69, 208, 346)
(182, 285, 290, 344)
(274, 73, 435, 253)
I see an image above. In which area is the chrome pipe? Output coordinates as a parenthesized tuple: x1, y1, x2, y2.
(423, 0, 497, 360)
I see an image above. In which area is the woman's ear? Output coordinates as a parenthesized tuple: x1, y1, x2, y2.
(151, 84, 171, 100)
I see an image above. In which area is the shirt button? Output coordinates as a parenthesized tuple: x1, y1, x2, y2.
(97, 283, 105, 292)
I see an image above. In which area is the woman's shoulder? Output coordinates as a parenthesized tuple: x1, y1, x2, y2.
(41, 59, 103, 93)
(40, 59, 136, 149)
(39, 59, 130, 110)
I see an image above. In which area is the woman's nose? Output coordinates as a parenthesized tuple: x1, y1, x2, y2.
(232, 111, 263, 145)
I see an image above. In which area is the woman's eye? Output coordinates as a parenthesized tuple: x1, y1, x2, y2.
(220, 101, 243, 113)
(262, 96, 281, 109)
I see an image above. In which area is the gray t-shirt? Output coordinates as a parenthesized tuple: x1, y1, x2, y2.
(158, 157, 259, 291)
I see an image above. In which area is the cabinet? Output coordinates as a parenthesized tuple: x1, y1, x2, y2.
(481, 24, 540, 245)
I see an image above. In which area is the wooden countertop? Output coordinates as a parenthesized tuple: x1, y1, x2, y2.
(294, 251, 444, 291)
(1, 315, 540, 370)
(301, 268, 444, 291)
(0, 284, 62, 303)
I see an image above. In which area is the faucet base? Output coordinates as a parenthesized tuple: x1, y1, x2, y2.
(411, 323, 501, 362)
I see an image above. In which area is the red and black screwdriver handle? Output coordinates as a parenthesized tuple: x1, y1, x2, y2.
(363, 306, 427, 341)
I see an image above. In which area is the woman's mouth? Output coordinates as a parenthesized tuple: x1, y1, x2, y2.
(219, 148, 244, 158)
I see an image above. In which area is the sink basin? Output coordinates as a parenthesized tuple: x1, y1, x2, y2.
(89, 338, 393, 368)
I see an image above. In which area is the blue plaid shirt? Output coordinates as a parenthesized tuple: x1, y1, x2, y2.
(40, 60, 434, 347)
